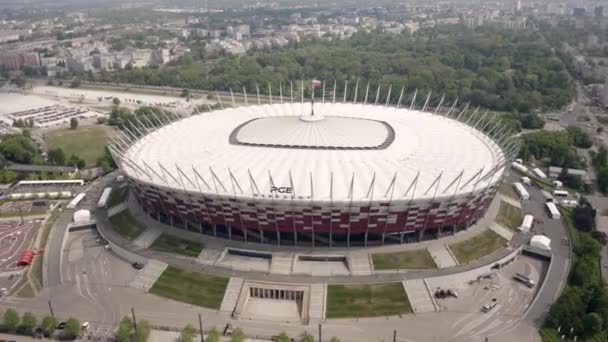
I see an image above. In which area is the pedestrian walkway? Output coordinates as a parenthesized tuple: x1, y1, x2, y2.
(270, 254, 293, 274)
(197, 248, 222, 265)
(499, 194, 522, 209)
(220, 277, 244, 313)
(133, 225, 163, 249)
(293, 255, 350, 276)
(349, 253, 373, 275)
(129, 260, 168, 292)
(402, 279, 436, 313)
(309, 283, 326, 320)
(489, 222, 515, 241)
(428, 244, 458, 268)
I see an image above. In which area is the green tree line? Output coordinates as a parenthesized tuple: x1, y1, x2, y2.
(85, 26, 576, 114)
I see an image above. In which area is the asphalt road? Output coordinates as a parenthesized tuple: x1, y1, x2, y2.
(519, 183, 570, 326)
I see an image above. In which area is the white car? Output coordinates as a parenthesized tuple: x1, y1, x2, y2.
(81, 321, 90, 330)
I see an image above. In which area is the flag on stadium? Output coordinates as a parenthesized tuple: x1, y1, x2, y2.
(311, 79, 322, 88)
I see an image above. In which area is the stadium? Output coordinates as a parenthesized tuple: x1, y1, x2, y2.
(109, 93, 517, 248)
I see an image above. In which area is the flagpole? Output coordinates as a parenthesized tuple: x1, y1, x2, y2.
(311, 80, 314, 117)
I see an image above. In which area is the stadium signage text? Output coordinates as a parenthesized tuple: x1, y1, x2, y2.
(270, 186, 293, 194)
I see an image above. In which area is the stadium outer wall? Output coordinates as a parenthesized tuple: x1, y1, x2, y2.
(126, 176, 502, 248)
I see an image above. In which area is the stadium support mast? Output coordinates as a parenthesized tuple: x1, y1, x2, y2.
(420, 172, 442, 240)
(243, 86, 248, 105)
(374, 85, 381, 105)
(396, 86, 405, 108)
(247, 169, 260, 196)
(410, 89, 418, 110)
(434, 94, 445, 114)
(268, 83, 272, 104)
(422, 91, 431, 111)
(215, 92, 224, 109)
(310, 86, 315, 117)
(343, 80, 348, 103)
(455, 103, 470, 121)
(322, 81, 326, 103)
(332, 80, 337, 103)
(256, 83, 261, 105)
(473, 112, 489, 129)
(465, 107, 480, 125)
(445, 98, 458, 117)
(385, 85, 392, 106)
(301, 80, 304, 104)
(353, 79, 359, 104)
(364, 82, 370, 104)
(279, 82, 283, 104)
(290, 81, 294, 103)
(228, 168, 244, 195)
(230, 88, 235, 106)
(364, 172, 377, 247)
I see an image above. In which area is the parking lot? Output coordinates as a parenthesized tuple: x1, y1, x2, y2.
(0, 220, 42, 272)
(425, 255, 547, 340)
(60, 228, 139, 340)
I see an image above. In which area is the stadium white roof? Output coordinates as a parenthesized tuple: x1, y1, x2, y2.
(122, 102, 507, 202)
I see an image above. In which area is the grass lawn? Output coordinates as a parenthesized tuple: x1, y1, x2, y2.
(107, 186, 129, 207)
(46, 125, 110, 166)
(149, 234, 204, 257)
(498, 182, 518, 200)
(108, 211, 146, 240)
(372, 249, 437, 270)
(149, 266, 228, 309)
(326, 283, 412, 318)
(495, 201, 523, 231)
(449, 230, 507, 264)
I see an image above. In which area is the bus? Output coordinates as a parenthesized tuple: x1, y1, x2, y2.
(97, 187, 112, 208)
(513, 273, 535, 288)
(552, 190, 569, 198)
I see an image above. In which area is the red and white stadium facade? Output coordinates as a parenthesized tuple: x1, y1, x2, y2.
(109, 84, 519, 247)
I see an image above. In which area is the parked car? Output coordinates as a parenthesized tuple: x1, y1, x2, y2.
(56, 322, 67, 330)
(132, 262, 144, 270)
(482, 298, 498, 313)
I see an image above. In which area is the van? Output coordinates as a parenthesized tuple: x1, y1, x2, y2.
(482, 298, 498, 313)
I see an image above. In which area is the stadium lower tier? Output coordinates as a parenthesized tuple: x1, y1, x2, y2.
(129, 181, 498, 247)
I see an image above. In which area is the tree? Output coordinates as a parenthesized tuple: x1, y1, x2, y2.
(40, 315, 58, 337)
(70, 117, 79, 129)
(20, 312, 37, 333)
(67, 155, 85, 169)
(0, 170, 17, 184)
(230, 327, 246, 342)
(69, 79, 81, 88)
(48, 148, 66, 165)
(181, 88, 190, 98)
(567, 126, 592, 148)
(206, 326, 220, 342)
(276, 332, 291, 342)
(113, 97, 121, 106)
(180, 323, 197, 342)
(330, 337, 341, 342)
(520, 113, 545, 129)
(583, 312, 603, 337)
(3, 308, 20, 331)
(115, 317, 151, 342)
(64, 317, 80, 337)
(573, 204, 596, 232)
(301, 334, 315, 342)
